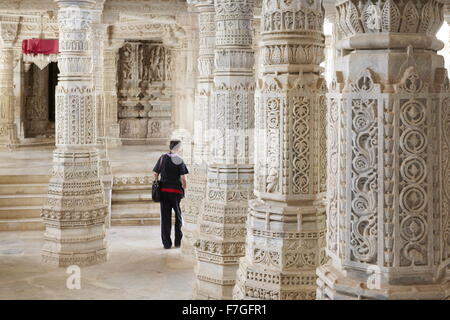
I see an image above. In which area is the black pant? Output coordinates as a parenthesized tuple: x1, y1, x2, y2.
(160, 192, 183, 248)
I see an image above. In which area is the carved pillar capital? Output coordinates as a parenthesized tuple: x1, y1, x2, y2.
(0, 16, 20, 47)
(335, 0, 445, 51)
(54, 0, 96, 9)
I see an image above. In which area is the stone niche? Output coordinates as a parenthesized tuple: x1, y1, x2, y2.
(117, 40, 173, 145)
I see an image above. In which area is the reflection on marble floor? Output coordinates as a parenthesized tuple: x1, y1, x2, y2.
(0, 226, 196, 300)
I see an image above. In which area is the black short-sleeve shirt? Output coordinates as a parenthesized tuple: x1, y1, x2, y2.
(153, 153, 189, 190)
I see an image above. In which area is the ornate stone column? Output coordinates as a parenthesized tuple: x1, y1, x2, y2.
(92, 5, 106, 153)
(91, 4, 113, 228)
(234, 0, 327, 300)
(41, 0, 107, 267)
(317, 0, 450, 299)
(447, 3, 450, 281)
(193, 0, 255, 299)
(103, 40, 122, 148)
(181, 0, 216, 257)
(324, 15, 337, 86)
(446, 4, 450, 73)
(0, 16, 20, 149)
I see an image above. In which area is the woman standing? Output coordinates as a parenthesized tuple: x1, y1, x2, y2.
(153, 140, 189, 249)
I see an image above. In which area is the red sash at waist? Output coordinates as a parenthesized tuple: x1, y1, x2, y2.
(160, 188, 183, 194)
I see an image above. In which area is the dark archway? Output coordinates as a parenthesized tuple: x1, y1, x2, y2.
(23, 62, 58, 139)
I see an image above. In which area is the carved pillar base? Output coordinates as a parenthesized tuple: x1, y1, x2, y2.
(101, 173, 113, 229)
(181, 162, 207, 257)
(193, 164, 253, 300)
(98, 142, 113, 229)
(317, 263, 450, 300)
(194, 261, 240, 299)
(41, 149, 108, 267)
(234, 199, 326, 300)
(0, 123, 19, 149)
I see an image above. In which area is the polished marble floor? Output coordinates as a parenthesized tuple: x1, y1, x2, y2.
(0, 226, 196, 300)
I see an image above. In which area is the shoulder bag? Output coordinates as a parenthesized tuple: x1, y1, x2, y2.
(152, 155, 165, 203)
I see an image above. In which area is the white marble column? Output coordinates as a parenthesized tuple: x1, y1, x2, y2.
(324, 15, 337, 87)
(0, 16, 20, 149)
(234, 0, 327, 300)
(181, 0, 215, 257)
(92, 9, 106, 154)
(317, 0, 450, 299)
(91, 3, 113, 228)
(103, 41, 122, 148)
(41, 0, 107, 267)
(193, 0, 255, 299)
(445, 4, 450, 74)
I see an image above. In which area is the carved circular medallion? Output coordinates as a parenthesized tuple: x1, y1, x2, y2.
(400, 185, 427, 213)
(400, 216, 427, 242)
(400, 156, 426, 184)
(400, 101, 425, 126)
(401, 129, 427, 154)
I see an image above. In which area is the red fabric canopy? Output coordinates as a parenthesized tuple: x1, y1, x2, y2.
(22, 39, 59, 55)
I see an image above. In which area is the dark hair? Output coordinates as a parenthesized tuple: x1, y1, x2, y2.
(169, 140, 181, 150)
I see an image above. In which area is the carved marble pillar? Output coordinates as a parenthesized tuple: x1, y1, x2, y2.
(193, 0, 255, 300)
(103, 41, 122, 148)
(92, 7, 113, 228)
(317, 0, 450, 299)
(324, 15, 337, 86)
(92, 17, 107, 157)
(234, 0, 327, 300)
(446, 4, 450, 73)
(181, 0, 216, 257)
(41, 0, 107, 267)
(0, 16, 20, 148)
(193, 0, 215, 163)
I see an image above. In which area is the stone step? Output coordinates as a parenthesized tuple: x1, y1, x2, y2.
(0, 194, 47, 207)
(0, 175, 50, 184)
(113, 213, 160, 220)
(111, 174, 160, 227)
(112, 191, 152, 203)
(112, 202, 159, 212)
(0, 218, 45, 231)
(112, 184, 151, 192)
(111, 217, 160, 226)
(0, 206, 43, 219)
(0, 183, 48, 195)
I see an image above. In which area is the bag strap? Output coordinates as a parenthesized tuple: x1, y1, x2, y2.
(156, 154, 166, 182)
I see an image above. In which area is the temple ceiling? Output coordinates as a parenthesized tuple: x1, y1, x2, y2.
(0, 0, 338, 19)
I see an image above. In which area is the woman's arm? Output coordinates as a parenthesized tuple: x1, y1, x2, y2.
(153, 155, 163, 180)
